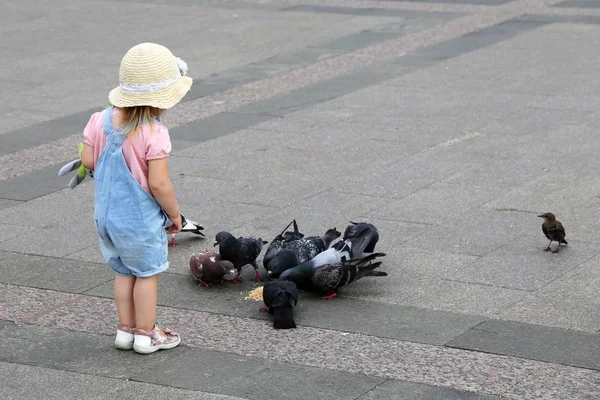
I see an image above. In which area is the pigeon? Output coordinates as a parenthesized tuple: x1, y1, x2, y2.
(266, 227, 341, 278)
(189, 250, 236, 287)
(167, 214, 206, 247)
(263, 220, 305, 269)
(262, 280, 299, 329)
(538, 212, 568, 253)
(343, 221, 379, 253)
(277, 222, 379, 278)
(282, 252, 387, 299)
(214, 231, 268, 282)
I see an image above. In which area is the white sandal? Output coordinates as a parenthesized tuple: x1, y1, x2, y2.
(133, 326, 180, 354)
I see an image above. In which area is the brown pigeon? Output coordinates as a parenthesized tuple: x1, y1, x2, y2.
(189, 250, 235, 287)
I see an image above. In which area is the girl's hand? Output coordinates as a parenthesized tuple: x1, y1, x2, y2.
(168, 214, 183, 233)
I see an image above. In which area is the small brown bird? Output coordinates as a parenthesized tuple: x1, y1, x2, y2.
(538, 212, 568, 253)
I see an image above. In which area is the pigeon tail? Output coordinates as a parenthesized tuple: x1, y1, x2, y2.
(364, 271, 388, 277)
(273, 306, 296, 329)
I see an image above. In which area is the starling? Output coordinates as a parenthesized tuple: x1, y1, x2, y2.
(538, 212, 568, 253)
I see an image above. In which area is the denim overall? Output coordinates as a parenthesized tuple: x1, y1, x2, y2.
(94, 107, 169, 277)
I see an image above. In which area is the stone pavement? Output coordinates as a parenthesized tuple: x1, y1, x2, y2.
(1, 0, 600, 398)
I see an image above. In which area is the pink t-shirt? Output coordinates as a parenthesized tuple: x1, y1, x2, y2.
(83, 107, 171, 194)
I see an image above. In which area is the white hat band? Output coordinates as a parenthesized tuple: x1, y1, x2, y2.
(118, 57, 189, 95)
(119, 74, 179, 95)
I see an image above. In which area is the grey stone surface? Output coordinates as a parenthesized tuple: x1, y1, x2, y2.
(0, 361, 247, 400)
(0, 251, 112, 293)
(0, 322, 185, 379)
(499, 255, 600, 333)
(357, 378, 499, 400)
(0, 199, 22, 210)
(134, 347, 386, 400)
(447, 319, 600, 371)
(447, 236, 599, 291)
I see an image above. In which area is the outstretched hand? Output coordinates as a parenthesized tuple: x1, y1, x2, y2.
(168, 214, 183, 233)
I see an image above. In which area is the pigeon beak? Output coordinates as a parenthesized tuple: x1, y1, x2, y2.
(213, 242, 218, 247)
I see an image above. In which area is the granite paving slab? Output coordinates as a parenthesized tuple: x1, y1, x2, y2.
(554, 0, 600, 7)
(134, 347, 387, 400)
(447, 235, 599, 291)
(0, 251, 112, 293)
(357, 378, 500, 400)
(4, 284, 600, 398)
(447, 319, 600, 371)
(403, 208, 539, 257)
(499, 254, 600, 333)
(0, 360, 247, 400)
(0, 283, 78, 323)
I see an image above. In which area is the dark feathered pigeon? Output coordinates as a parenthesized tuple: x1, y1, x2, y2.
(214, 231, 267, 282)
(267, 228, 341, 277)
(538, 212, 568, 253)
(262, 280, 299, 329)
(343, 221, 379, 253)
(278, 223, 379, 278)
(282, 252, 387, 299)
(189, 250, 235, 286)
(263, 220, 304, 269)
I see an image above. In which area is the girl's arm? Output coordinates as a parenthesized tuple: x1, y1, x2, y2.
(148, 157, 182, 232)
(81, 143, 95, 171)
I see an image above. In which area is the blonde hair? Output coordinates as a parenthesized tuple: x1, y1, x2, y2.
(117, 106, 164, 138)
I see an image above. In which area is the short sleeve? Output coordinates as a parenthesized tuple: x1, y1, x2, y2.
(83, 111, 103, 147)
(146, 124, 172, 160)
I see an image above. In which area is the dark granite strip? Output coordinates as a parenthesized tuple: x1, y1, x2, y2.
(282, 4, 457, 17)
(446, 319, 600, 371)
(519, 13, 600, 24)
(0, 162, 74, 201)
(85, 272, 485, 345)
(0, 322, 184, 379)
(554, 0, 600, 8)
(0, 251, 112, 294)
(380, 0, 510, 5)
(0, 109, 100, 157)
(0, 17, 545, 201)
(409, 19, 547, 62)
(358, 378, 501, 400)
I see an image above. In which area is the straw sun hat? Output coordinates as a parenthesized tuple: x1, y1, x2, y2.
(109, 43, 193, 109)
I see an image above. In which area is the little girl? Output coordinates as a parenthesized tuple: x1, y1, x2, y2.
(81, 43, 192, 354)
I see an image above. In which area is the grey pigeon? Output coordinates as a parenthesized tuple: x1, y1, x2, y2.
(189, 250, 235, 286)
(277, 222, 378, 278)
(282, 252, 387, 299)
(262, 280, 299, 329)
(263, 220, 304, 269)
(266, 227, 340, 278)
(214, 231, 268, 282)
(343, 221, 379, 253)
